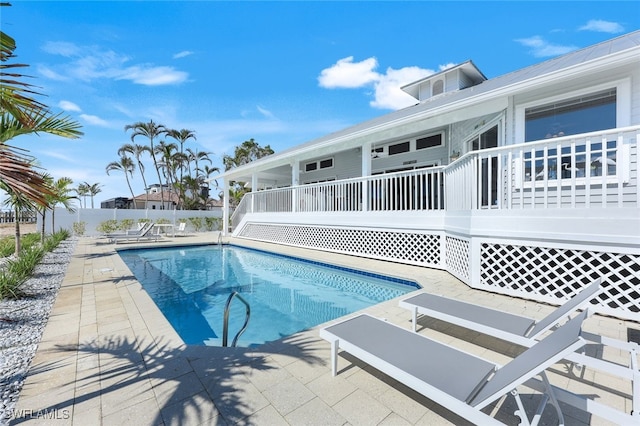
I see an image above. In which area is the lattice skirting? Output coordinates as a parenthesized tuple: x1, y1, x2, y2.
(238, 223, 443, 268)
(446, 236, 470, 283)
(479, 242, 640, 319)
(237, 222, 639, 320)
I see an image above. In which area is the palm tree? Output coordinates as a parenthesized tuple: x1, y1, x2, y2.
(1, 21, 83, 207)
(222, 138, 273, 171)
(186, 148, 212, 179)
(0, 110, 82, 207)
(74, 182, 89, 208)
(0, 21, 48, 128)
(155, 141, 179, 192)
(50, 177, 76, 233)
(83, 181, 102, 209)
(166, 128, 196, 183)
(118, 143, 150, 208)
(124, 120, 167, 208)
(106, 156, 136, 208)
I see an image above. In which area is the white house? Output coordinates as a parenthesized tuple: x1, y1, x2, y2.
(217, 31, 640, 321)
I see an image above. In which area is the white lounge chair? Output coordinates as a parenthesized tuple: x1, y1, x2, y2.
(398, 279, 640, 421)
(320, 311, 589, 425)
(108, 222, 158, 243)
(176, 222, 187, 236)
(400, 279, 602, 343)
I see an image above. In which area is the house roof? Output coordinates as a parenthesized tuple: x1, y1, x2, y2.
(400, 60, 487, 100)
(219, 30, 640, 183)
(133, 191, 180, 203)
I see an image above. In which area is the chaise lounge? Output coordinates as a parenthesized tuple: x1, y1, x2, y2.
(320, 311, 589, 425)
(398, 279, 639, 421)
(107, 222, 159, 243)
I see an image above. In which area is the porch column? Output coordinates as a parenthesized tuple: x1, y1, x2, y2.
(291, 160, 300, 212)
(361, 143, 372, 211)
(251, 173, 258, 213)
(222, 179, 229, 236)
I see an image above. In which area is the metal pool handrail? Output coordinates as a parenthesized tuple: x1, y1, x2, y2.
(222, 291, 251, 347)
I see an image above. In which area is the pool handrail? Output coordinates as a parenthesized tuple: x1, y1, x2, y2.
(222, 291, 251, 347)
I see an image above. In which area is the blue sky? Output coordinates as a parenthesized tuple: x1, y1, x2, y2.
(3, 1, 639, 205)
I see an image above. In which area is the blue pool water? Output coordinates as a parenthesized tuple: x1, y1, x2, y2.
(118, 245, 418, 347)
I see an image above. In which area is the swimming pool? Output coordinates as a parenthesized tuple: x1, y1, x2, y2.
(118, 245, 419, 347)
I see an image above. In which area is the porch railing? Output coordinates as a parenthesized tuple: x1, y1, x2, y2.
(231, 125, 639, 226)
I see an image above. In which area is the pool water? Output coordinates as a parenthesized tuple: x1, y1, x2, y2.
(118, 245, 418, 347)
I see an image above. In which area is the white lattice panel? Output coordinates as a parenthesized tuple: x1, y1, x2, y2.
(239, 223, 442, 268)
(479, 243, 640, 317)
(446, 236, 470, 284)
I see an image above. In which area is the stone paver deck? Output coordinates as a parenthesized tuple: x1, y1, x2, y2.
(10, 232, 639, 425)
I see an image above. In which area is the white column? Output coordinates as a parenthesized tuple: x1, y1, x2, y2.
(251, 173, 258, 213)
(361, 143, 372, 211)
(222, 179, 229, 236)
(291, 160, 300, 212)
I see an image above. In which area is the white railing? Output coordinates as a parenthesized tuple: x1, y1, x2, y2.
(231, 125, 639, 223)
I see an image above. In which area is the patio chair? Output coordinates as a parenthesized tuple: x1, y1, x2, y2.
(176, 222, 187, 236)
(320, 311, 589, 425)
(399, 279, 602, 344)
(108, 222, 159, 243)
(398, 279, 640, 418)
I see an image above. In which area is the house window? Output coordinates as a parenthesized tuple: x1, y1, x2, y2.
(304, 157, 333, 172)
(525, 89, 616, 142)
(416, 134, 443, 150)
(388, 141, 410, 155)
(432, 79, 444, 96)
(319, 158, 333, 169)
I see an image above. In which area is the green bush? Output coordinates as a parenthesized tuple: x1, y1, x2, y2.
(72, 221, 86, 236)
(187, 217, 204, 232)
(204, 217, 221, 231)
(0, 236, 14, 257)
(96, 220, 119, 234)
(0, 230, 68, 299)
(118, 219, 135, 231)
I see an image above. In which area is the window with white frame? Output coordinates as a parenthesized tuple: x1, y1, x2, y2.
(524, 89, 616, 142)
(304, 157, 333, 172)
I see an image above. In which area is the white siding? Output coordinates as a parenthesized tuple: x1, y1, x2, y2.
(299, 148, 361, 184)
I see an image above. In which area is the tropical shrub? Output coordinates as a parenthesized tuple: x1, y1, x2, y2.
(118, 219, 135, 231)
(72, 221, 86, 236)
(187, 217, 204, 232)
(96, 220, 119, 234)
(0, 230, 69, 299)
(204, 217, 221, 231)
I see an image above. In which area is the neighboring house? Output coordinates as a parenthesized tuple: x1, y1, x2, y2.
(132, 190, 179, 210)
(217, 31, 640, 320)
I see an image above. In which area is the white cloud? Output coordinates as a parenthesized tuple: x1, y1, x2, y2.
(515, 36, 578, 57)
(80, 114, 109, 126)
(41, 41, 82, 57)
(173, 50, 194, 59)
(318, 56, 379, 89)
(58, 100, 82, 112)
(38, 41, 189, 86)
(318, 56, 437, 110)
(37, 65, 67, 81)
(579, 19, 624, 34)
(370, 66, 433, 110)
(256, 106, 275, 119)
(116, 65, 188, 85)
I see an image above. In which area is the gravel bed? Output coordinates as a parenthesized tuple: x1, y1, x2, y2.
(0, 238, 76, 425)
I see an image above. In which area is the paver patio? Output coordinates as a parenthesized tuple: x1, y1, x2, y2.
(9, 233, 638, 425)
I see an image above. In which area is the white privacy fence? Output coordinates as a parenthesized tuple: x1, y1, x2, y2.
(231, 125, 639, 226)
(43, 208, 223, 237)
